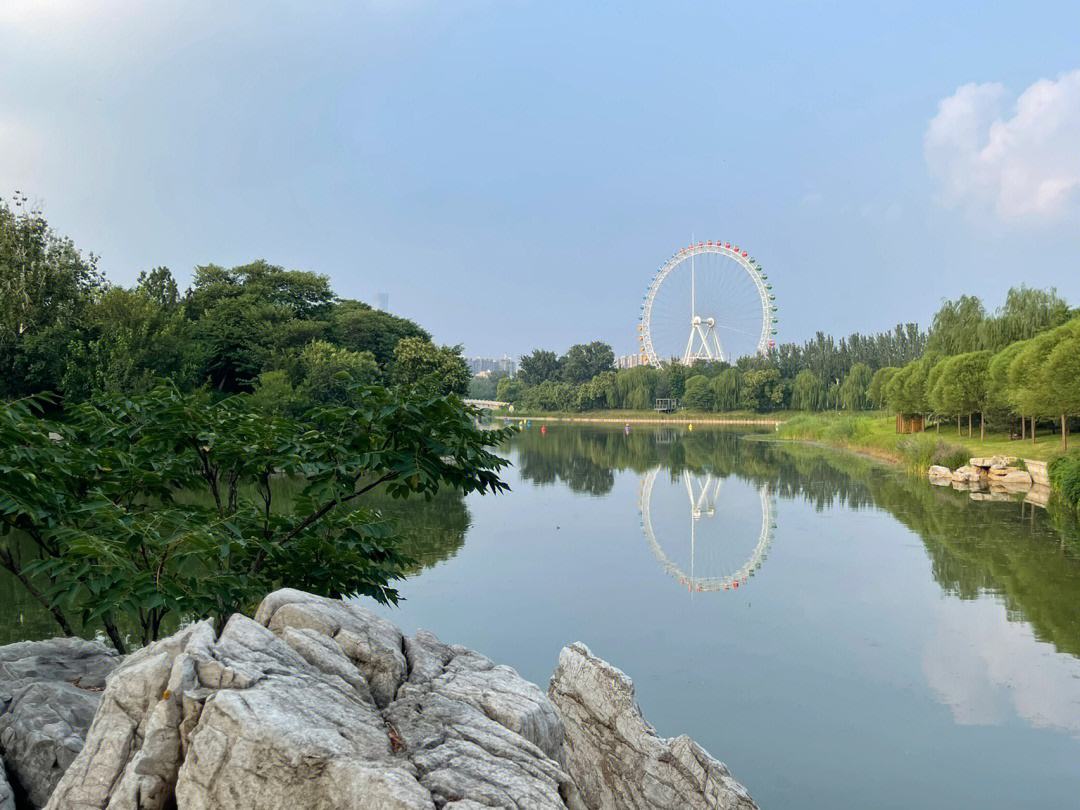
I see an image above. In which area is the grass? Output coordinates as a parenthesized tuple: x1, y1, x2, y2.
(775, 411, 1066, 469)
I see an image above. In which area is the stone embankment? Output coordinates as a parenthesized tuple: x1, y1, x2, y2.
(928, 456, 1050, 506)
(0, 589, 757, 809)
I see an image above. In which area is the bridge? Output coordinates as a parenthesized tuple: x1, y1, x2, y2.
(464, 399, 508, 411)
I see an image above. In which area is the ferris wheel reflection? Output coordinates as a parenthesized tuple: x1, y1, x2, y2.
(638, 467, 776, 594)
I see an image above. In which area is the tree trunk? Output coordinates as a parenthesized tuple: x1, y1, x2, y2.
(1021, 416, 1025, 441)
(956, 415, 961, 436)
(102, 615, 127, 655)
(980, 412, 985, 441)
(1032, 416, 1036, 444)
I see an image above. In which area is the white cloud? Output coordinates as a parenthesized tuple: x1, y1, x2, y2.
(925, 70, 1080, 223)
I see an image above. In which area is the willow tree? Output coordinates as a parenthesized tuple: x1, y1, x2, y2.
(790, 369, 826, 411)
(840, 363, 873, 411)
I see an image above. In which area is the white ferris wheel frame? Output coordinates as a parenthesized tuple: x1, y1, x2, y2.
(639, 241, 774, 366)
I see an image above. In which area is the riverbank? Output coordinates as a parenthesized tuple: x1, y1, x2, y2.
(774, 412, 1065, 468)
(492, 408, 786, 426)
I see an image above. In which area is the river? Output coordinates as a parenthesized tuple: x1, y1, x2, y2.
(3, 424, 1079, 807)
(378, 424, 1080, 809)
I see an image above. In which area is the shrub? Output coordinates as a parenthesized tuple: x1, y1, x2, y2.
(896, 433, 970, 473)
(1049, 453, 1080, 511)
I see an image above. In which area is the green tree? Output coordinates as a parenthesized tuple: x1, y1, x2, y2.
(560, 341, 615, 384)
(711, 368, 742, 411)
(790, 370, 826, 411)
(740, 368, 785, 412)
(0, 195, 104, 398)
(682, 375, 715, 411)
(518, 349, 562, 385)
(1007, 334, 1058, 444)
(1044, 334, 1080, 450)
(839, 363, 873, 411)
(575, 371, 616, 411)
(926, 295, 986, 355)
(330, 300, 430, 367)
(496, 376, 526, 403)
(60, 282, 194, 400)
(390, 337, 470, 396)
(867, 367, 897, 410)
(986, 341, 1025, 436)
(295, 340, 381, 405)
(0, 385, 511, 651)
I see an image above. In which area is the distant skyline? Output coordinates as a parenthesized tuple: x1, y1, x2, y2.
(3, 1, 1079, 358)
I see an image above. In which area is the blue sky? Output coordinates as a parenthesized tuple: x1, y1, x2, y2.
(2, 1, 1079, 358)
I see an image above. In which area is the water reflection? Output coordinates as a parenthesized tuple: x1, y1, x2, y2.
(638, 468, 775, 593)
(507, 424, 1080, 659)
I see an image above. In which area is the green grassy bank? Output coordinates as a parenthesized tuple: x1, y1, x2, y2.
(774, 411, 1065, 470)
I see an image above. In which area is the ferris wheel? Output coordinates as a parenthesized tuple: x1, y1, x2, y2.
(638, 467, 775, 593)
(638, 241, 777, 366)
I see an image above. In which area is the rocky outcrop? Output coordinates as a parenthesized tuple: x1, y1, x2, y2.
(0, 637, 119, 807)
(6, 590, 755, 809)
(988, 466, 1032, 487)
(0, 760, 14, 810)
(950, 465, 985, 484)
(927, 465, 952, 483)
(549, 643, 757, 810)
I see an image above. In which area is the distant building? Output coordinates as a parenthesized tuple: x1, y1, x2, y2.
(616, 353, 646, 369)
(467, 355, 517, 376)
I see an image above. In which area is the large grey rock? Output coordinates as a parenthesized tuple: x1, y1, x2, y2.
(24, 593, 754, 809)
(254, 587, 407, 707)
(0, 637, 118, 808)
(549, 643, 757, 810)
(44, 590, 586, 809)
(0, 759, 15, 810)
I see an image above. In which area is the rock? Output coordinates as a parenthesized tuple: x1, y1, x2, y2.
(969, 455, 1015, 469)
(548, 642, 757, 810)
(255, 587, 407, 708)
(927, 465, 952, 480)
(988, 467, 1032, 487)
(0, 637, 119, 808)
(1025, 459, 1050, 486)
(20, 592, 755, 809)
(950, 465, 984, 483)
(42, 590, 593, 809)
(0, 760, 14, 810)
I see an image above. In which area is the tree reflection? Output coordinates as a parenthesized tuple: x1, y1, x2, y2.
(508, 425, 1080, 658)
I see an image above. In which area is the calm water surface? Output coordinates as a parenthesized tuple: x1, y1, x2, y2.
(3, 424, 1079, 808)
(377, 425, 1080, 810)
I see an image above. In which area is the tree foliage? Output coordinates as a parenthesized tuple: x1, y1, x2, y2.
(0, 385, 511, 651)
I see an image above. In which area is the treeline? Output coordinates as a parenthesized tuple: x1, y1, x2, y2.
(872, 290, 1079, 447)
(1, 195, 469, 412)
(497, 323, 930, 414)
(498, 287, 1075, 421)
